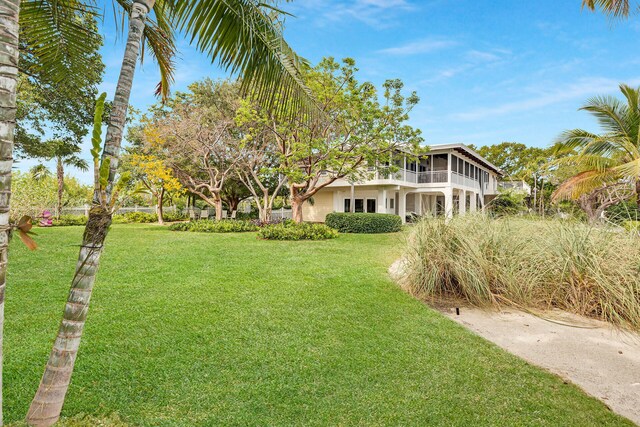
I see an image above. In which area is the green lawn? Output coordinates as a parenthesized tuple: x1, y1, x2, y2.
(4, 225, 631, 426)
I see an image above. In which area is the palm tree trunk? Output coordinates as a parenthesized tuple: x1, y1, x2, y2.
(0, 2, 20, 425)
(56, 157, 64, 220)
(26, 2, 154, 425)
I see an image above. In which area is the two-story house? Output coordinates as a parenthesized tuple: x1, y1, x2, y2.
(303, 143, 504, 223)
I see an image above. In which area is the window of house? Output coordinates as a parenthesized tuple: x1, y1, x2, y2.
(344, 199, 351, 212)
(389, 198, 395, 209)
(465, 162, 470, 177)
(355, 199, 364, 213)
(451, 155, 458, 173)
(366, 199, 376, 213)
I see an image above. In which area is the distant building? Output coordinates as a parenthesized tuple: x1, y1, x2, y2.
(498, 180, 532, 195)
(303, 143, 504, 223)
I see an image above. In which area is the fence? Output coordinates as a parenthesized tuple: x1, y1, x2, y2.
(58, 206, 178, 217)
(271, 208, 293, 221)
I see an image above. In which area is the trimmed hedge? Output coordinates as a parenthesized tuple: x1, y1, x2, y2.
(257, 222, 338, 241)
(112, 212, 158, 224)
(52, 214, 88, 226)
(168, 220, 258, 233)
(325, 213, 402, 233)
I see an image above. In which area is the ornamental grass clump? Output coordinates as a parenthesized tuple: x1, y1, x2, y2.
(402, 215, 640, 330)
(168, 220, 258, 233)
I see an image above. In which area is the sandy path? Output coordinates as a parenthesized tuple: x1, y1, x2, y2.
(444, 308, 640, 425)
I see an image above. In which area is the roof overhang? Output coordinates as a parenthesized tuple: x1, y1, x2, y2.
(428, 143, 504, 176)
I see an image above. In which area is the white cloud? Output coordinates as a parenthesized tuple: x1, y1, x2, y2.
(378, 38, 458, 55)
(451, 77, 640, 121)
(291, 0, 415, 27)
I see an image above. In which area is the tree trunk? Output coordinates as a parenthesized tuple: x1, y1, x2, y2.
(636, 179, 640, 209)
(157, 188, 164, 225)
(214, 195, 223, 220)
(56, 157, 64, 220)
(26, 2, 154, 426)
(291, 198, 303, 223)
(262, 192, 271, 223)
(0, 2, 20, 425)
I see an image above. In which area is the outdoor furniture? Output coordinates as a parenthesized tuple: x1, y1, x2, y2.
(222, 210, 228, 219)
(189, 209, 199, 221)
(230, 210, 237, 220)
(200, 209, 210, 220)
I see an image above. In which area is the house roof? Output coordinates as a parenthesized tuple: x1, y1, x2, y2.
(428, 143, 504, 176)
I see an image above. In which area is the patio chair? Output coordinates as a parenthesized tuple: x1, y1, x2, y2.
(189, 209, 198, 221)
(230, 210, 237, 220)
(200, 209, 210, 220)
(222, 210, 228, 219)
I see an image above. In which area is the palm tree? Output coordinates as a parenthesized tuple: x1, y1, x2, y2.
(25, 1, 312, 425)
(553, 84, 640, 215)
(47, 141, 90, 219)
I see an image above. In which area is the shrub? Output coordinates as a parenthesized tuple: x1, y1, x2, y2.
(325, 213, 402, 233)
(487, 189, 527, 216)
(236, 211, 259, 220)
(112, 212, 158, 224)
(53, 214, 88, 226)
(623, 220, 640, 233)
(401, 216, 640, 330)
(257, 222, 338, 240)
(162, 211, 188, 222)
(606, 200, 640, 224)
(168, 220, 258, 233)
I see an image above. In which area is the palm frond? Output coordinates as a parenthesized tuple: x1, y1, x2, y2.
(169, 0, 315, 116)
(64, 156, 90, 171)
(612, 157, 640, 179)
(580, 95, 631, 135)
(19, 0, 102, 82)
(582, 0, 632, 17)
(552, 169, 621, 201)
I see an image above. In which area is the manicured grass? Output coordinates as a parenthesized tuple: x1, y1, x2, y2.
(4, 225, 631, 426)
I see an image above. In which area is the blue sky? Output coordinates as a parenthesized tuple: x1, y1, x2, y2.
(20, 0, 640, 182)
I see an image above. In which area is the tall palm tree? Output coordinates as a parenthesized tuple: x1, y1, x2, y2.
(553, 84, 640, 211)
(25, 1, 312, 425)
(0, 2, 173, 424)
(46, 140, 89, 219)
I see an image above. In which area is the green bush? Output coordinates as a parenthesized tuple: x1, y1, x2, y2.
(162, 211, 188, 222)
(168, 220, 258, 233)
(607, 201, 640, 224)
(325, 213, 402, 233)
(623, 220, 640, 233)
(53, 214, 88, 226)
(236, 211, 259, 220)
(113, 212, 158, 224)
(257, 222, 338, 240)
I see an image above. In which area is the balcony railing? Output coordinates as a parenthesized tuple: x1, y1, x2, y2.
(451, 171, 481, 190)
(417, 170, 448, 183)
(375, 168, 448, 184)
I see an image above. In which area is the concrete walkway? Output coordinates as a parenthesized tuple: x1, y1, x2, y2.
(444, 308, 640, 425)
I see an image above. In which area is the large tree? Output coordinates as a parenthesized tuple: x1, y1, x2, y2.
(144, 80, 242, 219)
(553, 84, 640, 211)
(244, 57, 424, 223)
(26, 2, 314, 424)
(235, 99, 287, 222)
